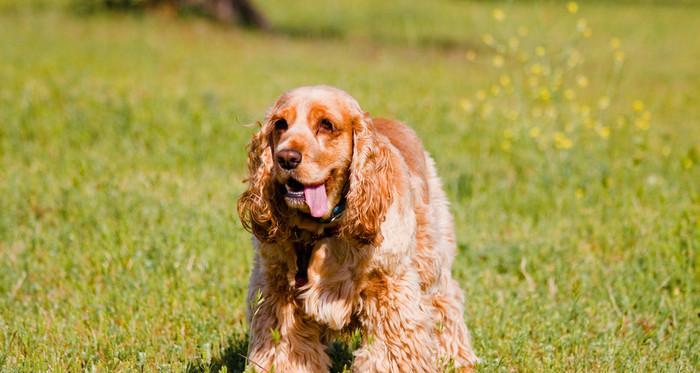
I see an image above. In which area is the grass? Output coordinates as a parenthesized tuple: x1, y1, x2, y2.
(0, 0, 699, 371)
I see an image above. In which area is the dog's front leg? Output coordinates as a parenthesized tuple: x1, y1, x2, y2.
(352, 268, 439, 373)
(247, 288, 330, 373)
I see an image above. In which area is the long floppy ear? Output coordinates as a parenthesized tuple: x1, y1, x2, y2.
(237, 122, 289, 243)
(339, 113, 394, 246)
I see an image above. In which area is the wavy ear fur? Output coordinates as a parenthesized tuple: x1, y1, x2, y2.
(237, 123, 289, 243)
(339, 114, 394, 246)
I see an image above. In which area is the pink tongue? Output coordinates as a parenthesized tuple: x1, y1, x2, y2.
(303, 184, 328, 218)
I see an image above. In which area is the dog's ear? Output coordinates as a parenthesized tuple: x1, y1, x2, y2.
(339, 113, 394, 246)
(237, 121, 288, 243)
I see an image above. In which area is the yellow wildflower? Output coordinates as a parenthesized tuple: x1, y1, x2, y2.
(539, 87, 551, 102)
(460, 98, 474, 112)
(632, 100, 644, 112)
(492, 55, 505, 68)
(482, 33, 495, 46)
(661, 146, 671, 157)
(535, 46, 546, 57)
(598, 96, 610, 110)
(503, 129, 514, 139)
(567, 51, 582, 67)
(508, 37, 519, 51)
(576, 75, 589, 88)
(476, 90, 487, 101)
(597, 126, 611, 139)
(614, 51, 625, 63)
(465, 50, 477, 62)
(492, 8, 506, 22)
(564, 89, 576, 101)
(529, 127, 541, 138)
(530, 63, 543, 76)
(554, 132, 573, 149)
(635, 117, 650, 131)
(567, 2, 579, 14)
(582, 27, 592, 38)
(490, 84, 501, 96)
(610, 37, 621, 49)
(500, 140, 512, 152)
(499, 74, 511, 87)
(575, 188, 584, 199)
(576, 18, 588, 33)
(682, 158, 694, 169)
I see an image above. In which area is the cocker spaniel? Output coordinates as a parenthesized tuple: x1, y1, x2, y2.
(237, 86, 477, 372)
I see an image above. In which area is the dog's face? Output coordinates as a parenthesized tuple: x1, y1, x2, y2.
(239, 85, 390, 244)
(267, 86, 357, 220)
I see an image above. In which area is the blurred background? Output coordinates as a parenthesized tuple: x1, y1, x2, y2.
(0, 0, 698, 371)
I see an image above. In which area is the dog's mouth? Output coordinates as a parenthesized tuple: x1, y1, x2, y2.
(284, 178, 329, 218)
(284, 178, 306, 199)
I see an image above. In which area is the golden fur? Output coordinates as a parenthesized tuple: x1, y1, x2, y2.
(237, 86, 478, 372)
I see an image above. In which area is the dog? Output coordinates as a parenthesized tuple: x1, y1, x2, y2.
(237, 86, 478, 372)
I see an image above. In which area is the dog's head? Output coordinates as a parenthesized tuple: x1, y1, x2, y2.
(238, 86, 392, 245)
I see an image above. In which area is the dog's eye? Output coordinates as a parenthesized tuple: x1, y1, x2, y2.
(274, 119, 288, 131)
(319, 119, 334, 133)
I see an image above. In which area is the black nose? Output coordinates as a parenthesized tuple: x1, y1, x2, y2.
(276, 149, 302, 170)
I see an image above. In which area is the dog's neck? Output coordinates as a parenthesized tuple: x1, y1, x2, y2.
(289, 196, 345, 289)
(288, 195, 347, 289)
(316, 197, 346, 224)
(290, 225, 338, 289)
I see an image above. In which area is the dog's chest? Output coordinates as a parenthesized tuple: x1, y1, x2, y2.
(291, 235, 360, 330)
(293, 240, 314, 288)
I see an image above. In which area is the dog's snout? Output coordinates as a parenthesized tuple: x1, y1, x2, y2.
(276, 149, 302, 170)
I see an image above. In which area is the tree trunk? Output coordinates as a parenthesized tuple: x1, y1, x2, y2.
(119, 0, 270, 30)
(197, 0, 269, 29)
(230, 0, 269, 29)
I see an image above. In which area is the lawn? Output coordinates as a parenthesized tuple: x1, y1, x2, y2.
(0, 0, 698, 371)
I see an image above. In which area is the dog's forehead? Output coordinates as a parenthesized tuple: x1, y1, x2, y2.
(273, 86, 361, 119)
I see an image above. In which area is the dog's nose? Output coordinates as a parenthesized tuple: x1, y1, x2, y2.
(276, 149, 302, 170)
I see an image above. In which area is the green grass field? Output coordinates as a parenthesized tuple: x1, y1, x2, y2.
(1, 1, 699, 371)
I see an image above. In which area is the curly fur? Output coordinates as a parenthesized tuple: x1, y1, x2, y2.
(237, 86, 478, 372)
(337, 113, 393, 246)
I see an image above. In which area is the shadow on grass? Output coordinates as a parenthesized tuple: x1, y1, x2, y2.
(271, 24, 483, 54)
(69, 4, 484, 54)
(271, 24, 346, 41)
(185, 333, 248, 373)
(185, 334, 355, 373)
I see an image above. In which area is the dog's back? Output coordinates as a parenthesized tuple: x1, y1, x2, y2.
(374, 116, 456, 273)
(374, 117, 475, 367)
(374, 118, 430, 192)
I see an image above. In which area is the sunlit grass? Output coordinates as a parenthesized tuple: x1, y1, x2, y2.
(0, 1, 698, 371)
